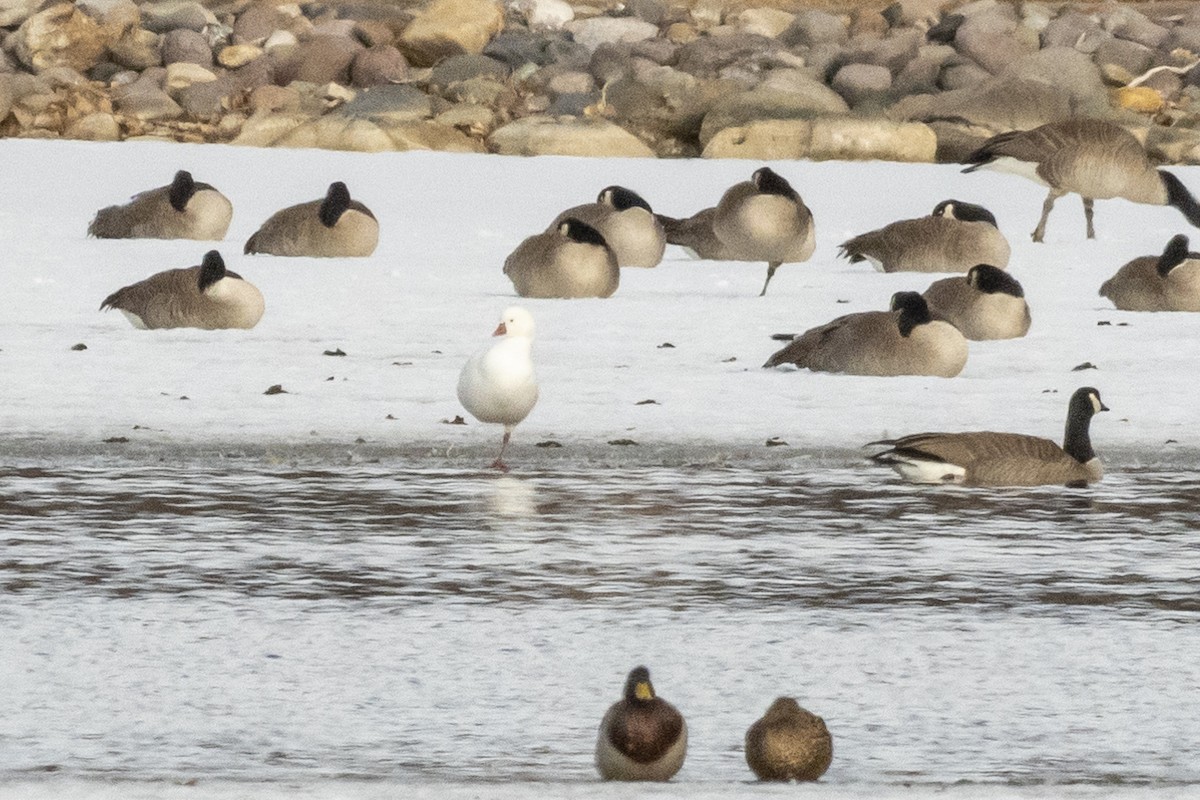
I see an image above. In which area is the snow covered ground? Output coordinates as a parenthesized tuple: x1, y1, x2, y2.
(2, 137, 1199, 469)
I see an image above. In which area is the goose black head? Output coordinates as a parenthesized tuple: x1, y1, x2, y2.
(752, 167, 800, 201)
(968, 264, 1024, 297)
(891, 291, 933, 337)
(197, 250, 227, 292)
(932, 199, 998, 227)
(623, 665, 656, 703)
(560, 217, 609, 249)
(599, 186, 652, 213)
(1155, 233, 1200, 277)
(1063, 386, 1109, 463)
(168, 170, 197, 213)
(1159, 170, 1200, 230)
(319, 181, 353, 228)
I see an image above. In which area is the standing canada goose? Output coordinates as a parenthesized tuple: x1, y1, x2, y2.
(744, 697, 833, 782)
(595, 666, 687, 782)
(763, 291, 968, 377)
(962, 119, 1200, 242)
(922, 264, 1031, 340)
(244, 181, 378, 257)
(503, 218, 619, 299)
(838, 199, 1011, 273)
(88, 170, 232, 240)
(550, 186, 666, 268)
(456, 306, 538, 471)
(868, 386, 1109, 487)
(656, 167, 814, 295)
(1100, 233, 1200, 311)
(99, 250, 264, 330)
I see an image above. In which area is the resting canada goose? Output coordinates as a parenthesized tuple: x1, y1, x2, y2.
(922, 264, 1031, 340)
(838, 199, 1011, 273)
(550, 186, 666, 268)
(744, 697, 833, 782)
(1100, 233, 1200, 312)
(595, 666, 687, 782)
(457, 306, 538, 471)
(763, 291, 968, 377)
(100, 250, 264, 330)
(88, 170, 232, 240)
(868, 386, 1109, 487)
(657, 167, 814, 295)
(244, 181, 378, 257)
(503, 217, 619, 298)
(962, 118, 1200, 242)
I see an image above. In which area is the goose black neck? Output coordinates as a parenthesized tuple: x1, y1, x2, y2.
(168, 170, 196, 212)
(971, 264, 1023, 296)
(197, 250, 226, 291)
(1063, 388, 1101, 463)
(1160, 170, 1200, 229)
(934, 199, 998, 227)
(562, 217, 609, 248)
(604, 186, 652, 213)
(1156, 233, 1193, 277)
(753, 167, 799, 201)
(892, 291, 931, 337)
(320, 182, 352, 227)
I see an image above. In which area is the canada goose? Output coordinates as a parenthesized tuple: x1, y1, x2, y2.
(503, 218, 619, 299)
(868, 386, 1109, 487)
(962, 119, 1200, 242)
(763, 291, 968, 377)
(656, 167, 815, 295)
(456, 306, 538, 471)
(838, 199, 1011, 273)
(550, 186, 666, 268)
(244, 181, 378, 257)
(1100, 233, 1200, 312)
(99, 250, 264, 330)
(88, 170, 232, 240)
(923, 264, 1031, 340)
(595, 666, 687, 782)
(744, 697, 833, 782)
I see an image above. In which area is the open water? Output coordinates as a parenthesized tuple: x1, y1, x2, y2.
(1, 458, 1198, 799)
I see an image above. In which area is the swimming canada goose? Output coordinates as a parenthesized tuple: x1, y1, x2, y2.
(88, 170, 232, 240)
(744, 697, 833, 782)
(1100, 233, 1200, 312)
(595, 666, 687, 782)
(243, 181, 378, 257)
(962, 119, 1200, 242)
(763, 291, 968, 377)
(550, 186, 666, 268)
(503, 217, 619, 298)
(656, 167, 815, 295)
(838, 199, 1011, 273)
(99, 250, 264, 330)
(922, 264, 1031, 340)
(867, 386, 1109, 487)
(456, 306, 538, 471)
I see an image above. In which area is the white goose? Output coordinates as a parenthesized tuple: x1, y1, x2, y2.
(457, 306, 539, 471)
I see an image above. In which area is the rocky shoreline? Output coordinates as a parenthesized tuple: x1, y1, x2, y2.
(3, 0, 1200, 162)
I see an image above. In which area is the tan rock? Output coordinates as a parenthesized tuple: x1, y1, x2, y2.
(666, 22, 699, 44)
(231, 111, 312, 146)
(218, 44, 264, 69)
(702, 117, 936, 162)
(384, 120, 487, 152)
(399, 0, 504, 67)
(435, 102, 496, 134)
(249, 84, 302, 114)
(276, 115, 395, 151)
(702, 118, 813, 159)
(488, 115, 654, 157)
(1117, 86, 1164, 114)
(12, 4, 113, 73)
(166, 62, 217, 92)
(731, 8, 795, 39)
(0, 0, 40, 27)
(699, 85, 849, 146)
(65, 111, 121, 141)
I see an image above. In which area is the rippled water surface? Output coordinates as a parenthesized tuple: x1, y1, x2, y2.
(2, 460, 1199, 797)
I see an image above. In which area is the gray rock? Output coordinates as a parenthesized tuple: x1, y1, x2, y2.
(567, 17, 659, 52)
(845, 28, 921, 73)
(177, 76, 235, 119)
(339, 83, 431, 122)
(108, 29, 162, 71)
(229, 56, 275, 92)
(89, 62, 127, 83)
(0, 0, 39, 27)
(1103, 6, 1170, 50)
(112, 68, 183, 120)
(831, 62, 892, 106)
(0, 73, 13, 122)
(1042, 10, 1109, 53)
(275, 34, 363, 85)
(547, 69, 594, 95)
(699, 84, 849, 145)
(232, 3, 283, 45)
(954, 7, 1036, 74)
(546, 91, 597, 116)
(891, 74, 1072, 133)
(630, 37, 678, 66)
(1170, 23, 1200, 54)
(484, 30, 578, 69)
(161, 29, 214, 68)
(626, 0, 666, 25)
(779, 9, 848, 48)
(938, 58, 991, 91)
(893, 44, 955, 95)
(141, 1, 214, 33)
(429, 53, 510, 88)
(1003, 46, 1109, 116)
(350, 44, 409, 87)
(589, 41, 637, 85)
(674, 32, 782, 79)
(445, 75, 516, 106)
(1093, 37, 1153, 79)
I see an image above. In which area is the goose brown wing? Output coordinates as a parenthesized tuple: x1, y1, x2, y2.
(763, 311, 893, 369)
(884, 431, 1066, 467)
